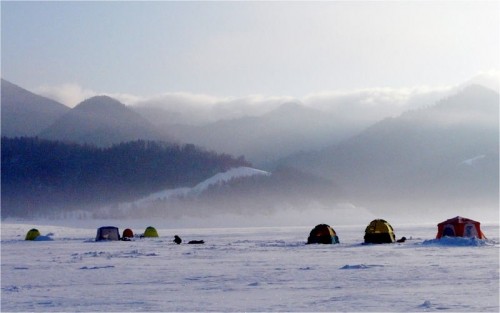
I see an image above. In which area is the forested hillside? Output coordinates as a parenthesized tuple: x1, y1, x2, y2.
(1, 137, 250, 217)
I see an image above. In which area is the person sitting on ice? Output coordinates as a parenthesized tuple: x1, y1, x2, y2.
(173, 235, 182, 244)
(173, 235, 204, 244)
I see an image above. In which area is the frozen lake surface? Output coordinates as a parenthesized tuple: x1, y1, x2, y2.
(1, 222, 499, 312)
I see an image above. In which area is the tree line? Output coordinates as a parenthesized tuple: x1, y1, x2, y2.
(1, 137, 250, 218)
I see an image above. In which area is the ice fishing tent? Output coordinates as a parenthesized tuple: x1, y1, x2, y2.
(307, 224, 340, 244)
(122, 228, 134, 238)
(95, 226, 120, 241)
(143, 226, 159, 238)
(364, 219, 396, 244)
(436, 216, 486, 239)
(25, 228, 41, 240)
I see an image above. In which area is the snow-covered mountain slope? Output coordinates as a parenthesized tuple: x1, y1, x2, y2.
(191, 166, 271, 194)
(133, 167, 271, 205)
(460, 154, 486, 166)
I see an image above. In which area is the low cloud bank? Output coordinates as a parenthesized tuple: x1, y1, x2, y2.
(33, 70, 499, 125)
(34, 83, 142, 108)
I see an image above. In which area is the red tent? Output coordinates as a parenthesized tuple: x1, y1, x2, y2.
(436, 216, 486, 239)
(122, 228, 134, 238)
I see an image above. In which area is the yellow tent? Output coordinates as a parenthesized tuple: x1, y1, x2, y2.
(364, 219, 396, 244)
(25, 228, 41, 240)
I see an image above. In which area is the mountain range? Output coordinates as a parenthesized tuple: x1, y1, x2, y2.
(281, 85, 499, 213)
(39, 95, 166, 146)
(1, 80, 369, 165)
(1, 78, 498, 218)
(1, 79, 70, 137)
(155, 102, 360, 166)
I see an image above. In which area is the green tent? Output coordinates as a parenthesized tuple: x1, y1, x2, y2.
(143, 226, 159, 238)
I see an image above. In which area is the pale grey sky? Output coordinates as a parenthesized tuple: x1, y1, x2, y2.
(2, 1, 499, 105)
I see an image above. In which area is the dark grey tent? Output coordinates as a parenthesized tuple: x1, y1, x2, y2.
(96, 226, 120, 241)
(307, 224, 340, 244)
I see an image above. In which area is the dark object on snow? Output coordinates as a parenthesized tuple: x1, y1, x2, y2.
(174, 235, 182, 244)
(188, 240, 205, 244)
(364, 219, 396, 244)
(307, 224, 339, 244)
(396, 236, 406, 243)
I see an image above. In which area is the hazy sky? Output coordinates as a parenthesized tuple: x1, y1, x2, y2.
(2, 1, 499, 104)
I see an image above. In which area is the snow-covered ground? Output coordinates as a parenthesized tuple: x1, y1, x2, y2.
(1, 221, 498, 312)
